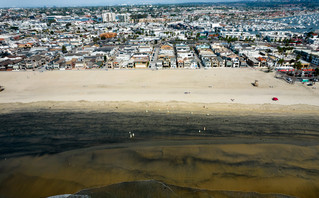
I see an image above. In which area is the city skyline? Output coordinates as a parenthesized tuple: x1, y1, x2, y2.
(2, 0, 242, 8)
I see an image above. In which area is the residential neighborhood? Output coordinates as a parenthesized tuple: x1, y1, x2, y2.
(0, 3, 318, 82)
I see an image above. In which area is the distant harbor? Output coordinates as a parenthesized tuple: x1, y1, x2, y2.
(268, 13, 319, 33)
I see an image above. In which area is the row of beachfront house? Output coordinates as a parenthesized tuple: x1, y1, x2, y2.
(196, 43, 245, 68)
(1, 40, 315, 71)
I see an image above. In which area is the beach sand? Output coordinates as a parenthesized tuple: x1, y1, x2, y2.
(0, 68, 319, 198)
(0, 68, 318, 105)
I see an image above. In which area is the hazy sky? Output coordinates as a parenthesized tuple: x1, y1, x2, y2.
(1, 0, 240, 8)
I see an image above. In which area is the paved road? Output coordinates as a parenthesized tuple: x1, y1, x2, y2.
(192, 47, 203, 68)
(150, 47, 160, 69)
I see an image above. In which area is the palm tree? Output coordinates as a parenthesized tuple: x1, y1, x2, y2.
(294, 61, 302, 70)
(278, 58, 284, 66)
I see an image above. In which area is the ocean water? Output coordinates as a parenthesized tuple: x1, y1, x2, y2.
(0, 111, 319, 198)
(0, 111, 318, 158)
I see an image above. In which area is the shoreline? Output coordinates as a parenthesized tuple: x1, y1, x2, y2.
(1, 100, 319, 159)
(1, 100, 319, 115)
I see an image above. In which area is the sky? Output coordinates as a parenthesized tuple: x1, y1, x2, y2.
(0, 0, 241, 8)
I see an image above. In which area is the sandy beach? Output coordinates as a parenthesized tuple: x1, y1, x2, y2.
(0, 68, 318, 106)
(0, 68, 319, 198)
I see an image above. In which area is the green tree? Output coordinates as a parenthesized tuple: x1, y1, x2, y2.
(93, 37, 99, 43)
(294, 61, 302, 70)
(277, 46, 284, 54)
(296, 54, 301, 61)
(62, 45, 67, 53)
(278, 59, 284, 66)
